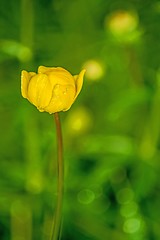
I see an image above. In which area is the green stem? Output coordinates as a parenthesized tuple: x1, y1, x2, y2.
(51, 112, 64, 240)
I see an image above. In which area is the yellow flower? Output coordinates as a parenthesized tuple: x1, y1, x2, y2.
(21, 66, 86, 114)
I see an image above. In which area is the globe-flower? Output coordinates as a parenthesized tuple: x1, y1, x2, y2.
(21, 66, 86, 114)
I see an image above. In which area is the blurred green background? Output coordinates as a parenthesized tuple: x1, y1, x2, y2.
(1, 0, 160, 239)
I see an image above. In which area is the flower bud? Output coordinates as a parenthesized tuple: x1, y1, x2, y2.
(21, 66, 85, 114)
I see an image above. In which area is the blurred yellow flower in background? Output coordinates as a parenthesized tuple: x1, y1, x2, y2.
(65, 106, 93, 135)
(104, 10, 140, 43)
(21, 66, 85, 114)
(82, 60, 104, 81)
(107, 10, 138, 36)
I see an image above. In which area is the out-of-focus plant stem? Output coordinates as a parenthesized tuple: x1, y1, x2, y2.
(21, 0, 34, 49)
(140, 74, 160, 161)
(51, 113, 64, 240)
(21, 0, 34, 67)
(124, 45, 143, 88)
(14, 1, 34, 240)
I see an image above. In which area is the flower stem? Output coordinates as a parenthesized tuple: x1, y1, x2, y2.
(51, 112, 64, 240)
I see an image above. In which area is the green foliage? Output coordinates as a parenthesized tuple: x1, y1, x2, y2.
(0, 0, 160, 239)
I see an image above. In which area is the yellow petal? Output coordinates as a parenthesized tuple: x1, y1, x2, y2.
(61, 84, 76, 111)
(48, 72, 75, 88)
(38, 66, 69, 75)
(36, 76, 53, 110)
(44, 84, 75, 114)
(21, 70, 35, 98)
(74, 69, 86, 100)
(38, 66, 55, 74)
(38, 66, 75, 86)
(27, 73, 52, 110)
